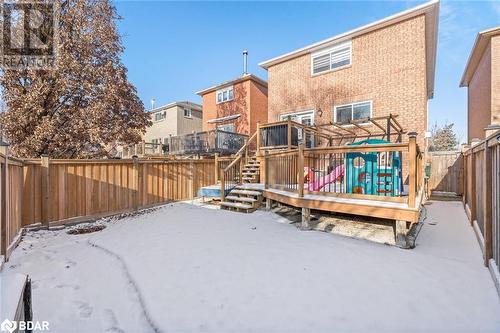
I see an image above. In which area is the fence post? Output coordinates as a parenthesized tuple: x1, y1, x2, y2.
(483, 140, 493, 266)
(298, 144, 304, 197)
(214, 153, 219, 183)
(220, 170, 225, 202)
(470, 150, 477, 224)
(408, 132, 417, 208)
(287, 117, 292, 151)
(190, 161, 196, 199)
(41, 155, 50, 228)
(0, 144, 8, 257)
(133, 156, 139, 210)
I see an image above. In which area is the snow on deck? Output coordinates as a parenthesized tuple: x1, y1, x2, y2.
(3, 201, 500, 332)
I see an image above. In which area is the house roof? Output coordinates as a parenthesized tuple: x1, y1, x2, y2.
(148, 101, 202, 113)
(258, 0, 439, 99)
(460, 26, 500, 87)
(196, 74, 267, 96)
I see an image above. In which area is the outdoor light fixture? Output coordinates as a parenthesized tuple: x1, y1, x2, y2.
(317, 107, 323, 117)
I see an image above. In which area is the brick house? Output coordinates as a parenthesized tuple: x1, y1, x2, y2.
(259, 0, 439, 149)
(196, 74, 268, 136)
(460, 27, 500, 143)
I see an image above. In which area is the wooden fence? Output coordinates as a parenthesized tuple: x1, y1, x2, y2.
(463, 130, 500, 275)
(428, 151, 463, 195)
(0, 151, 215, 261)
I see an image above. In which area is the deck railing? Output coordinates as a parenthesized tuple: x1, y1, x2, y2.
(263, 133, 423, 207)
(259, 118, 329, 151)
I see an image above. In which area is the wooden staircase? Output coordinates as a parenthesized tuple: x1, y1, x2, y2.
(220, 185, 264, 213)
(242, 155, 260, 183)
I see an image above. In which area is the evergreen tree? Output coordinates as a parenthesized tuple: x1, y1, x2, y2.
(430, 122, 459, 151)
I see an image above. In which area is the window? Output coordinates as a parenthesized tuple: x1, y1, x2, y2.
(217, 124, 235, 132)
(154, 111, 166, 122)
(216, 86, 234, 104)
(184, 108, 192, 118)
(279, 110, 315, 125)
(334, 101, 372, 124)
(311, 40, 352, 75)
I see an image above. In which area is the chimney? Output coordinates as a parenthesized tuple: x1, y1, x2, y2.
(242, 50, 248, 76)
(151, 99, 156, 110)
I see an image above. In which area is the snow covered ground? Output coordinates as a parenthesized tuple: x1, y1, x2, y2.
(3, 201, 500, 332)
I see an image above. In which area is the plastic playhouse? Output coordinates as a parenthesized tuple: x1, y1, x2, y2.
(345, 138, 402, 196)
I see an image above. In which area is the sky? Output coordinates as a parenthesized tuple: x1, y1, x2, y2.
(115, 0, 500, 143)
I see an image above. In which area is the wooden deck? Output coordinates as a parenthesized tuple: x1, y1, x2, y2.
(264, 188, 421, 223)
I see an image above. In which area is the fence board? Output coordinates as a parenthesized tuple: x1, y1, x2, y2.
(19, 158, 215, 227)
(428, 151, 463, 195)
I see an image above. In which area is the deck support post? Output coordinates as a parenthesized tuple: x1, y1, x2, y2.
(266, 198, 273, 210)
(395, 220, 408, 248)
(301, 207, 311, 230)
(287, 117, 292, 151)
(408, 132, 417, 208)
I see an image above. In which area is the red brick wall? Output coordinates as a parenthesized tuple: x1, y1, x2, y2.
(468, 43, 492, 142)
(201, 78, 268, 135)
(267, 15, 428, 149)
(249, 80, 268, 134)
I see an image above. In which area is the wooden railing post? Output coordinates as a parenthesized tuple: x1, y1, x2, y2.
(408, 132, 417, 208)
(287, 117, 292, 151)
(256, 122, 261, 156)
(483, 140, 493, 266)
(264, 150, 269, 189)
(41, 155, 50, 228)
(0, 144, 8, 256)
(298, 144, 304, 197)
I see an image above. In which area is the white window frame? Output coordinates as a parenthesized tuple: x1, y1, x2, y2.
(311, 40, 352, 76)
(216, 86, 234, 104)
(154, 111, 166, 122)
(278, 110, 315, 125)
(333, 100, 373, 125)
(183, 108, 192, 118)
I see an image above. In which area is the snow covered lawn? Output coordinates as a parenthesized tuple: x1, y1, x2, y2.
(4, 201, 500, 332)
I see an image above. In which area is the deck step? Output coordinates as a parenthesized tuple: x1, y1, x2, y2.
(225, 195, 257, 203)
(230, 189, 262, 196)
(220, 201, 253, 211)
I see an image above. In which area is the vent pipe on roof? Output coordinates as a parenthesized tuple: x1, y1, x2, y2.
(243, 50, 248, 76)
(151, 99, 155, 110)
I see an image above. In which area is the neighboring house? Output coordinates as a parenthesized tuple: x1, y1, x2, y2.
(460, 27, 500, 143)
(196, 74, 268, 135)
(259, 0, 439, 150)
(143, 101, 202, 144)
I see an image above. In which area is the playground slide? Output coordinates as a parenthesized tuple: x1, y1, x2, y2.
(306, 165, 344, 191)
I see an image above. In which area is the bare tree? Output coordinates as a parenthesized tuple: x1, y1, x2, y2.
(0, 0, 151, 158)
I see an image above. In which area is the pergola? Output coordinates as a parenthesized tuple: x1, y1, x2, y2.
(315, 114, 405, 145)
